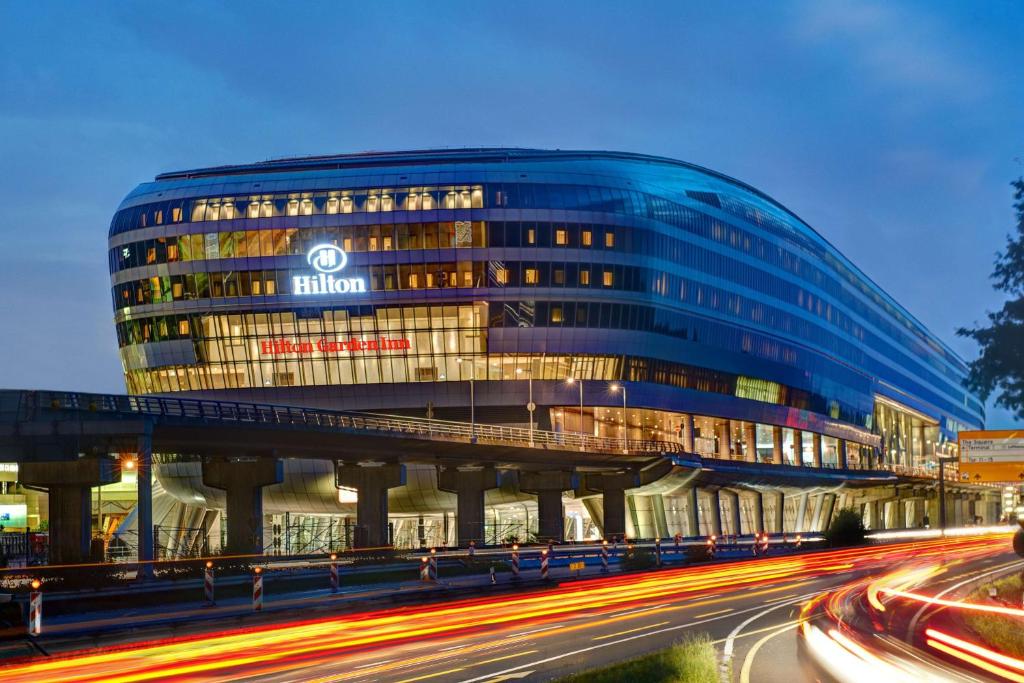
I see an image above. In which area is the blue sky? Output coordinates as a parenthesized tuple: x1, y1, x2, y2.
(0, 1, 1021, 425)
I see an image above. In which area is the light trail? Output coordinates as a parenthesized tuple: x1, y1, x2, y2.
(2, 531, 1009, 682)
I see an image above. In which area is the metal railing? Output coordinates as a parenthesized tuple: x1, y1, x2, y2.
(14, 389, 680, 456)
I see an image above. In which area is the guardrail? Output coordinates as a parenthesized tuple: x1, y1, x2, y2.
(13, 389, 680, 456)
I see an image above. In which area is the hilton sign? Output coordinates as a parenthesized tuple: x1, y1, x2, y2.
(293, 244, 366, 295)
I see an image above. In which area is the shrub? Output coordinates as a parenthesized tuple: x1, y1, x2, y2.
(620, 546, 657, 571)
(825, 507, 867, 547)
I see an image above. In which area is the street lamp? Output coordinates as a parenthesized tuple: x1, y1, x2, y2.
(610, 383, 628, 453)
(516, 367, 535, 446)
(565, 377, 585, 450)
(456, 357, 475, 443)
(936, 444, 958, 534)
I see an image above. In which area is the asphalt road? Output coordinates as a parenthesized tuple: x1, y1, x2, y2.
(2, 532, 1014, 682)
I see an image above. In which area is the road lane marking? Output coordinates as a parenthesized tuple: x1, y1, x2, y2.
(479, 673, 534, 682)
(506, 624, 562, 638)
(605, 603, 671, 618)
(354, 659, 394, 669)
(592, 621, 670, 641)
(457, 593, 821, 683)
(738, 622, 798, 683)
(396, 666, 466, 683)
(693, 608, 733, 619)
(473, 650, 538, 666)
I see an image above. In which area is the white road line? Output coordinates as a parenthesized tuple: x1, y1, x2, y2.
(505, 624, 562, 638)
(456, 593, 818, 683)
(354, 659, 394, 669)
(604, 603, 671, 618)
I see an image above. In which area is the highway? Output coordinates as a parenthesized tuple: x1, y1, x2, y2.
(1, 531, 1014, 682)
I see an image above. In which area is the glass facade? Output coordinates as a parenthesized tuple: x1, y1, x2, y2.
(109, 148, 983, 458)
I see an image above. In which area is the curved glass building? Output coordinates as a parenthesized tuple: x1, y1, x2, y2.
(107, 149, 984, 546)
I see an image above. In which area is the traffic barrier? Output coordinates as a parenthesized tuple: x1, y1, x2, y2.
(28, 580, 41, 636)
(540, 549, 550, 580)
(511, 544, 520, 580)
(707, 534, 717, 558)
(252, 568, 263, 612)
(600, 540, 609, 573)
(204, 562, 215, 605)
(794, 534, 803, 549)
(429, 548, 438, 581)
(420, 557, 430, 581)
(329, 553, 339, 593)
(655, 538, 663, 567)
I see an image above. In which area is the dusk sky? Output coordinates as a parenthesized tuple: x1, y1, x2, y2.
(1, 1, 1022, 425)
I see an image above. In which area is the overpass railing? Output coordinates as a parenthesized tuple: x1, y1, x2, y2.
(17, 390, 680, 456)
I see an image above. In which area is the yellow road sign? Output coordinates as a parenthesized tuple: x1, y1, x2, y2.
(959, 430, 1024, 483)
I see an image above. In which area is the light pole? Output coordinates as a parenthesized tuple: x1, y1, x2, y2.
(936, 444, 957, 534)
(456, 357, 475, 443)
(610, 383, 628, 453)
(517, 367, 534, 446)
(565, 377, 585, 450)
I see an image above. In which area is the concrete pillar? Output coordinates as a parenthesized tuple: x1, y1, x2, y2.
(717, 422, 732, 459)
(772, 427, 784, 465)
(204, 458, 284, 555)
(795, 492, 809, 533)
(336, 462, 405, 548)
(812, 433, 823, 468)
(743, 422, 757, 463)
(581, 472, 638, 540)
(866, 500, 881, 530)
(752, 491, 765, 533)
(884, 499, 900, 529)
(685, 487, 700, 536)
(136, 433, 154, 565)
(914, 424, 926, 466)
(821, 493, 837, 531)
(651, 494, 669, 538)
(521, 471, 576, 543)
(438, 465, 500, 546)
(910, 499, 925, 527)
(810, 493, 825, 532)
(681, 414, 695, 453)
(773, 491, 785, 533)
(926, 496, 940, 528)
(793, 430, 804, 466)
(722, 489, 741, 536)
(20, 457, 120, 564)
(837, 439, 848, 469)
(708, 489, 723, 537)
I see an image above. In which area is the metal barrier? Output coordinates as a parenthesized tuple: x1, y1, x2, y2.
(14, 389, 680, 456)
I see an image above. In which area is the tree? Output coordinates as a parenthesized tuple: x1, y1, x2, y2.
(824, 507, 866, 547)
(958, 178, 1024, 418)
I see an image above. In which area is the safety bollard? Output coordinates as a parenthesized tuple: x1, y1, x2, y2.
(707, 534, 717, 559)
(794, 534, 802, 550)
(252, 567, 263, 612)
(655, 538, 662, 567)
(760, 532, 770, 556)
(329, 553, 339, 593)
(420, 556, 430, 581)
(204, 561, 215, 605)
(600, 540, 609, 573)
(28, 579, 41, 636)
(429, 548, 438, 581)
(511, 544, 520, 580)
(490, 566, 496, 584)
(547, 540, 554, 560)
(540, 549, 550, 580)
(468, 540, 476, 559)
(674, 533, 681, 551)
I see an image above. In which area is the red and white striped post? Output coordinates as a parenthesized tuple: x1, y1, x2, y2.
(760, 532, 769, 556)
(429, 548, 438, 581)
(28, 579, 41, 636)
(794, 534, 802, 550)
(540, 549, 550, 580)
(204, 561, 215, 605)
(655, 538, 662, 567)
(511, 544, 520, 580)
(420, 556, 430, 581)
(600, 540, 609, 573)
(329, 553, 339, 593)
(674, 533, 681, 551)
(252, 567, 263, 612)
(707, 534, 717, 559)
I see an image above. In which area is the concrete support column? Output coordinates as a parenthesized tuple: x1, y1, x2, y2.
(681, 414, 695, 453)
(438, 466, 500, 547)
(810, 493, 826, 532)
(795, 492, 809, 532)
(837, 439, 848, 469)
(721, 489, 741, 536)
(821, 493, 837, 531)
(21, 457, 120, 564)
(772, 427, 784, 465)
(812, 433, 823, 468)
(752, 491, 765, 533)
(743, 422, 757, 463)
(521, 471, 576, 544)
(685, 487, 700, 537)
(884, 499, 900, 529)
(204, 458, 284, 555)
(793, 430, 804, 466)
(773, 491, 785, 533)
(866, 500, 881, 530)
(708, 489, 723, 537)
(337, 462, 406, 548)
(581, 472, 639, 540)
(717, 422, 732, 459)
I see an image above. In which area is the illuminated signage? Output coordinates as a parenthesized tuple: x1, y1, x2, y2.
(293, 244, 366, 295)
(260, 337, 412, 356)
(0, 504, 27, 528)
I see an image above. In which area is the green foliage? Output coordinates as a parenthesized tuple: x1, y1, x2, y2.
(620, 546, 657, 570)
(825, 507, 866, 547)
(967, 572, 1024, 657)
(958, 178, 1024, 418)
(558, 634, 720, 683)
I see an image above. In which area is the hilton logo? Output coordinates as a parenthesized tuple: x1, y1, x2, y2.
(293, 244, 366, 295)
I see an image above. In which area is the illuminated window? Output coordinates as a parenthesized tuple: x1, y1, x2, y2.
(248, 201, 260, 218)
(265, 279, 276, 295)
(172, 207, 182, 222)
(381, 194, 394, 211)
(300, 198, 313, 215)
(343, 237, 353, 252)
(221, 202, 235, 220)
(445, 191, 457, 209)
(495, 268, 508, 284)
(580, 270, 591, 286)
(471, 187, 483, 208)
(406, 193, 420, 211)
(154, 210, 163, 225)
(260, 201, 272, 218)
(421, 193, 434, 210)
(341, 196, 353, 213)
(287, 199, 299, 216)
(178, 319, 190, 336)
(553, 268, 565, 285)
(555, 229, 568, 245)
(191, 202, 206, 222)
(409, 273, 419, 288)
(525, 268, 538, 284)
(551, 307, 563, 323)
(603, 271, 613, 287)
(367, 195, 379, 212)
(527, 228, 536, 245)
(205, 203, 220, 221)
(605, 231, 615, 248)
(326, 197, 339, 214)
(582, 230, 592, 246)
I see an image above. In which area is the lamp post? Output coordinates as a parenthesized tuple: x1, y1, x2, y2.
(456, 357, 475, 443)
(565, 377, 585, 450)
(610, 383, 628, 453)
(516, 367, 535, 446)
(936, 444, 957, 534)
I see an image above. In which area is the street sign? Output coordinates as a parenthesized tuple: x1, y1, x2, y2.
(568, 561, 585, 571)
(959, 430, 1024, 483)
(527, 401, 536, 412)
